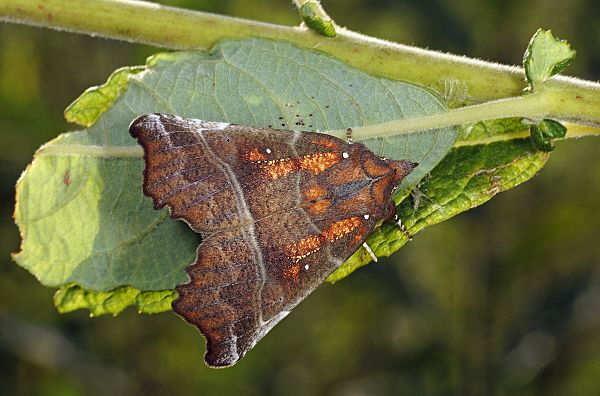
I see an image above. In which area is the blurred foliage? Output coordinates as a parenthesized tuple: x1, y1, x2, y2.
(1, 1, 600, 395)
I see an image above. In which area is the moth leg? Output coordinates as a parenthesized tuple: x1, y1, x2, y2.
(362, 242, 378, 262)
(394, 214, 413, 241)
(346, 127, 353, 144)
(383, 201, 413, 241)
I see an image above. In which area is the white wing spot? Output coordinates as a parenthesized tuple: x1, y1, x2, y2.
(266, 148, 272, 154)
(363, 214, 370, 219)
(342, 152, 349, 159)
(304, 264, 309, 270)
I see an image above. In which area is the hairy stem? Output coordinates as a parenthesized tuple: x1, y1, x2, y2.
(37, 90, 598, 159)
(0, 0, 597, 97)
(1, 0, 600, 136)
(332, 89, 600, 141)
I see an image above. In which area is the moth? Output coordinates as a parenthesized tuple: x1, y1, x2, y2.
(129, 113, 416, 367)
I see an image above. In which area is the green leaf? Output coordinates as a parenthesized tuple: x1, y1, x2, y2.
(299, 1, 337, 38)
(64, 66, 145, 127)
(14, 38, 456, 298)
(530, 118, 567, 152)
(459, 117, 526, 142)
(523, 29, 576, 90)
(54, 284, 176, 316)
(329, 138, 548, 281)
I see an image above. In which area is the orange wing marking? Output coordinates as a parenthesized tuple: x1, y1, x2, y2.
(287, 235, 322, 263)
(286, 216, 363, 267)
(262, 159, 297, 179)
(247, 151, 341, 180)
(246, 148, 267, 161)
(283, 264, 302, 280)
(322, 217, 362, 242)
(305, 186, 327, 201)
(299, 152, 340, 174)
(308, 199, 330, 214)
(351, 224, 368, 244)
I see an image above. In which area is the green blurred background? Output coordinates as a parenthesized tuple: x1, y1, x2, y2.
(1, 1, 600, 395)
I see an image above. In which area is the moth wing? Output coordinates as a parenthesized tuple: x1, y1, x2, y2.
(130, 113, 337, 233)
(130, 113, 394, 367)
(173, 208, 376, 367)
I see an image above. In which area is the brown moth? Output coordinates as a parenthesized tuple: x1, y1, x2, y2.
(129, 113, 416, 367)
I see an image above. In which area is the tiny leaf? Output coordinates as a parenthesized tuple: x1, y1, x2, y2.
(299, 1, 337, 37)
(530, 118, 567, 152)
(64, 66, 145, 127)
(523, 29, 576, 90)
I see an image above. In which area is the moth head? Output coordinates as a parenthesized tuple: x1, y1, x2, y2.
(360, 148, 417, 184)
(388, 159, 418, 184)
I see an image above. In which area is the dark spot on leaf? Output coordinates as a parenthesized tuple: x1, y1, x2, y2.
(63, 171, 71, 186)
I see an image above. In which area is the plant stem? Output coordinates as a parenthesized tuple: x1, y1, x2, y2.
(292, 0, 333, 19)
(331, 89, 600, 141)
(1, 0, 600, 136)
(292, 0, 311, 9)
(0, 0, 598, 100)
(37, 91, 598, 159)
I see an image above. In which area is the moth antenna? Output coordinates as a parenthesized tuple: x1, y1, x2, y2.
(394, 215, 413, 241)
(362, 242, 378, 262)
(346, 127, 353, 144)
